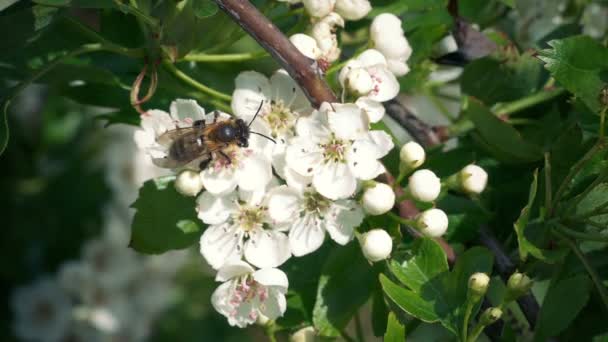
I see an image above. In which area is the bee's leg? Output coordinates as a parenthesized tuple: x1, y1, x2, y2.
(198, 158, 211, 171)
(218, 150, 232, 165)
(193, 119, 206, 128)
(212, 110, 220, 123)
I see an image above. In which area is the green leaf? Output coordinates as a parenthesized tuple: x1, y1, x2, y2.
(129, 179, 203, 254)
(372, 285, 389, 337)
(465, 98, 543, 163)
(312, 243, 377, 337)
(513, 170, 566, 262)
(574, 183, 608, 227)
(538, 36, 608, 113)
(390, 239, 448, 293)
(379, 274, 440, 323)
(534, 275, 591, 341)
(32, 0, 116, 8)
(384, 312, 406, 342)
(193, 0, 218, 18)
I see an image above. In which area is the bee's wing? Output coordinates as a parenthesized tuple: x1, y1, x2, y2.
(152, 152, 212, 170)
(156, 126, 198, 148)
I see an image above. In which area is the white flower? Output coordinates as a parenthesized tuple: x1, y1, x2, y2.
(416, 208, 449, 237)
(197, 187, 291, 269)
(339, 49, 400, 102)
(370, 13, 412, 76)
(11, 279, 72, 342)
(291, 326, 317, 342)
(344, 67, 374, 95)
(334, 0, 371, 20)
(174, 169, 204, 196)
(82, 237, 140, 290)
(360, 229, 393, 262)
(290, 33, 323, 60)
(361, 182, 395, 215)
(211, 261, 288, 328)
(354, 97, 386, 123)
(400, 141, 426, 169)
(408, 169, 441, 202)
(460, 164, 488, 195)
(469, 272, 490, 295)
(302, 0, 335, 18)
(285, 103, 394, 199)
(267, 185, 364, 256)
(311, 13, 344, 62)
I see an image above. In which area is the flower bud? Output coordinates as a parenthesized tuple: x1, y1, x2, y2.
(345, 68, 374, 95)
(360, 229, 393, 262)
(335, 0, 371, 20)
(468, 272, 490, 297)
(290, 34, 322, 60)
(416, 208, 449, 237)
(361, 182, 395, 215)
(479, 307, 503, 326)
(290, 326, 317, 342)
(400, 141, 426, 170)
(303, 0, 335, 18)
(175, 170, 203, 196)
(311, 13, 344, 63)
(408, 169, 441, 202)
(506, 272, 533, 300)
(460, 164, 488, 195)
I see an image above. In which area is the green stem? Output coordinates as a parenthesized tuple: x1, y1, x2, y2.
(552, 140, 606, 213)
(263, 322, 277, 342)
(114, 0, 159, 29)
(557, 224, 608, 243)
(387, 211, 416, 226)
(461, 299, 475, 342)
(181, 51, 268, 62)
(354, 310, 366, 342)
(466, 322, 485, 342)
(162, 60, 232, 102)
(554, 230, 608, 313)
(493, 88, 565, 115)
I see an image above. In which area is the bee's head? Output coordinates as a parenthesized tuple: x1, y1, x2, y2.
(235, 119, 249, 147)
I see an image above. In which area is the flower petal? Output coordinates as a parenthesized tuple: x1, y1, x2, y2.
(270, 69, 312, 114)
(259, 291, 287, 320)
(169, 99, 206, 125)
(289, 215, 326, 256)
(232, 71, 271, 119)
(285, 137, 324, 177)
(355, 97, 385, 123)
(357, 49, 388, 67)
(324, 200, 364, 245)
(252, 268, 289, 292)
(196, 191, 238, 225)
(346, 139, 385, 180)
(283, 166, 313, 193)
(368, 130, 394, 158)
(200, 223, 243, 269)
(367, 65, 400, 102)
(215, 260, 254, 282)
(267, 186, 301, 223)
(327, 103, 368, 140)
(200, 167, 238, 195)
(244, 230, 291, 268)
(236, 153, 272, 191)
(313, 161, 357, 200)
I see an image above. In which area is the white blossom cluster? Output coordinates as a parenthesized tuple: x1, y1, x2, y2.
(11, 130, 187, 342)
(130, 4, 489, 329)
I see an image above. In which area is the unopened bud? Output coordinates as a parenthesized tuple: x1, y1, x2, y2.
(408, 169, 441, 202)
(335, 0, 371, 20)
(399, 141, 426, 170)
(360, 229, 393, 262)
(479, 307, 503, 326)
(506, 272, 533, 301)
(460, 164, 488, 195)
(468, 272, 490, 297)
(290, 326, 317, 342)
(416, 208, 449, 237)
(345, 68, 374, 95)
(302, 0, 335, 18)
(361, 182, 395, 215)
(175, 170, 204, 196)
(290, 33, 322, 60)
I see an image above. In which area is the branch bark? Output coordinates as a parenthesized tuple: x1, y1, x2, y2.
(212, 0, 337, 107)
(384, 99, 447, 147)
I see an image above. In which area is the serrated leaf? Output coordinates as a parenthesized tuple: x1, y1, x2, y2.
(129, 180, 202, 254)
(574, 183, 608, 227)
(538, 36, 608, 113)
(534, 275, 591, 341)
(466, 98, 543, 163)
(312, 243, 377, 337)
(390, 239, 448, 293)
(379, 274, 440, 323)
(384, 312, 406, 342)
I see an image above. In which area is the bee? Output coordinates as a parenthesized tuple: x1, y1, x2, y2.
(153, 102, 274, 170)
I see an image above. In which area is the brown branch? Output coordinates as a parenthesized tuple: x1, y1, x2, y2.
(212, 0, 337, 107)
(384, 100, 448, 147)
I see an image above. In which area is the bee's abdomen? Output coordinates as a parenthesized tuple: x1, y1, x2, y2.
(169, 134, 206, 162)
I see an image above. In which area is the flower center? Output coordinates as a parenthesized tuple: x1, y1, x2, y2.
(265, 100, 296, 137)
(234, 206, 265, 232)
(320, 136, 348, 163)
(303, 190, 331, 215)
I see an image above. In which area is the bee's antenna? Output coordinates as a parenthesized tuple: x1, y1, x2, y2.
(248, 100, 265, 128)
(250, 131, 277, 144)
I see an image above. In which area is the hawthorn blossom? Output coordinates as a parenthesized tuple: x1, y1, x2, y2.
(197, 186, 291, 270)
(231, 70, 312, 176)
(267, 185, 364, 256)
(311, 13, 344, 62)
(360, 229, 393, 262)
(280, 0, 371, 20)
(339, 49, 400, 102)
(285, 103, 394, 200)
(211, 261, 288, 327)
(370, 13, 412, 76)
(11, 279, 72, 342)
